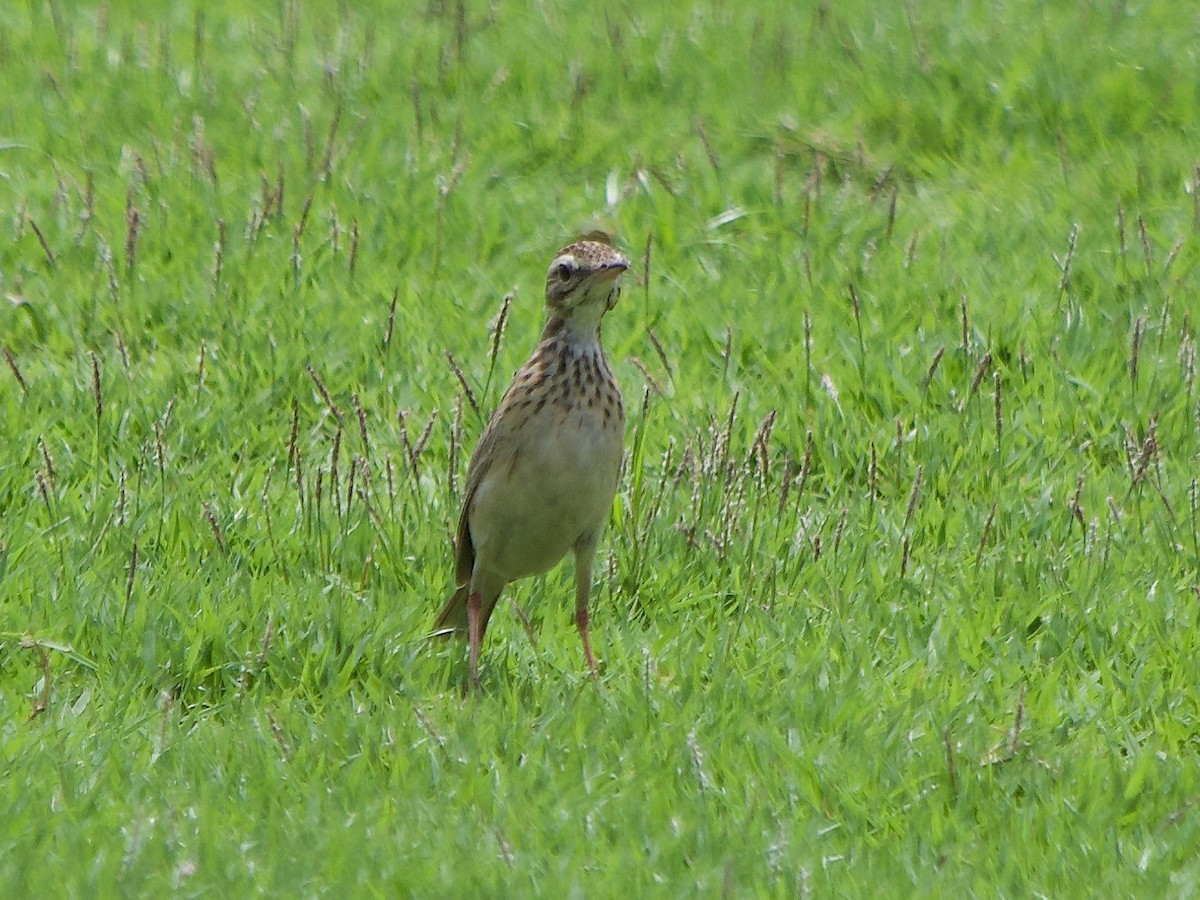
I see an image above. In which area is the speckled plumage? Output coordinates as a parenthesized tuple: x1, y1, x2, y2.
(434, 239, 628, 687)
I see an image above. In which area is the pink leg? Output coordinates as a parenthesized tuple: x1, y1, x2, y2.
(467, 590, 483, 690)
(573, 545, 601, 678)
(575, 606, 598, 678)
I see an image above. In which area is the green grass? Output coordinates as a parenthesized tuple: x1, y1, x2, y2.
(3, 0, 1199, 894)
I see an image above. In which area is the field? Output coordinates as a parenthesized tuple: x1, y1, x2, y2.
(3, 1, 1199, 895)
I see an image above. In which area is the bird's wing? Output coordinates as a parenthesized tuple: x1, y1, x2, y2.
(452, 387, 519, 587)
(452, 337, 552, 587)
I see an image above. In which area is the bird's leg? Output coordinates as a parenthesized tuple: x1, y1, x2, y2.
(467, 589, 483, 690)
(573, 547, 599, 678)
(575, 604, 598, 678)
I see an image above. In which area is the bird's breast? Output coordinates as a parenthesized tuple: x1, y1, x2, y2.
(467, 344, 624, 580)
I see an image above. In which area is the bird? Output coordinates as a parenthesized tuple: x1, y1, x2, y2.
(434, 236, 629, 689)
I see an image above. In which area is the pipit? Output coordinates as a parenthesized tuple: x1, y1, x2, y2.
(434, 237, 629, 688)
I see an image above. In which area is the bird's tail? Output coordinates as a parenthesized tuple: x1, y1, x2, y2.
(431, 584, 471, 638)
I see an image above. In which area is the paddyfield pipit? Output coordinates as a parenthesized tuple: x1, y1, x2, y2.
(434, 237, 629, 688)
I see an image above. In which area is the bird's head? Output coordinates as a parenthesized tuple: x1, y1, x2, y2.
(544, 237, 629, 323)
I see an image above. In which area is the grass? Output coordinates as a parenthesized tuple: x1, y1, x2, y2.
(2, 0, 1199, 894)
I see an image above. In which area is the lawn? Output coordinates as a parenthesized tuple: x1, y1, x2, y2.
(2, 0, 1199, 895)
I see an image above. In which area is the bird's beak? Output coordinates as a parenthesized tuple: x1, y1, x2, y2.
(590, 260, 629, 283)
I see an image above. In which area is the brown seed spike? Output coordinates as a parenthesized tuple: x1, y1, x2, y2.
(3, 347, 28, 393)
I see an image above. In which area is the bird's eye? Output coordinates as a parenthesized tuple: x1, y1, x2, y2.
(555, 263, 573, 281)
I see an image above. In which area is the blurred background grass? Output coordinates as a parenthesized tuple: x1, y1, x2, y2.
(2, 1, 1199, 895)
